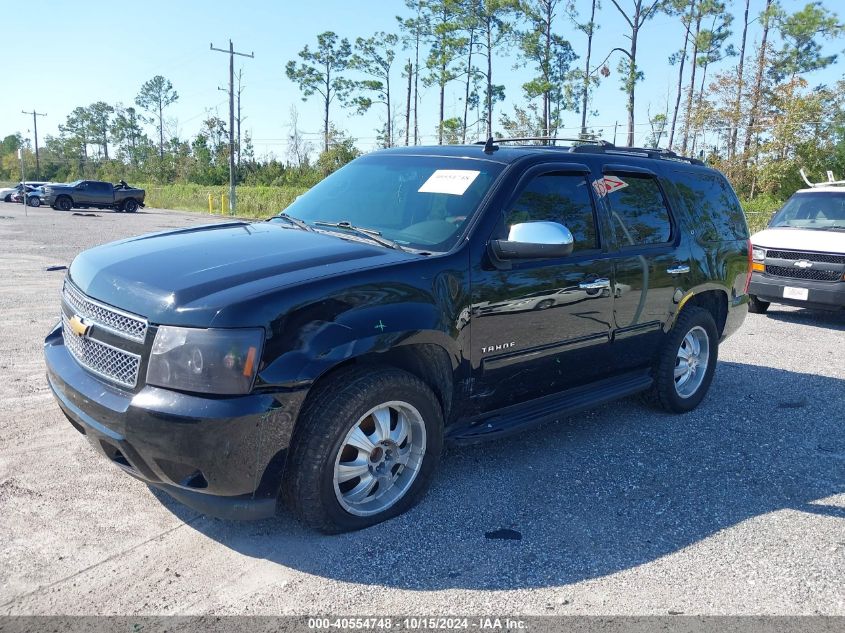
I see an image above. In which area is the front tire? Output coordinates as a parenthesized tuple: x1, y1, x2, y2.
(647, 306, 719, 413)
(56, 196, 72, 212)
(281, 367, 443, 533)
(748, 294, 770, 314)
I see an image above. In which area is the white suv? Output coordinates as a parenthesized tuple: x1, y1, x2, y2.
(1, 181, 47, 203)
(749, 177, 845, 313)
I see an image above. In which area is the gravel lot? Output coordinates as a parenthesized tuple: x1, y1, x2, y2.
(0, 201, 843, 616)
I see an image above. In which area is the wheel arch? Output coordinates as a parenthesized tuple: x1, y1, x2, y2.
(677, 288, 728, 337)
(301, 341, 456, 423)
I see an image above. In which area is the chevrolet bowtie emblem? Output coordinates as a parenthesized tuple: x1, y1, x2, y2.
(794, 260, 813, 269)
(68, 314, 91, 337)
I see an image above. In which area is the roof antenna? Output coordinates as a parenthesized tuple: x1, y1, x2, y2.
(483, 136, 498, 154)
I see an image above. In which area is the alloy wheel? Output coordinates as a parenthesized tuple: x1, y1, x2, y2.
(674, 325, 710, 398)
(333, 401, 426, 517)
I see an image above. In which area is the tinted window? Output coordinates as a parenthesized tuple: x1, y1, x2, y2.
(96, 182, 112, 193)
(282, 155, 503, 251)
(769, 192, 845, 230)
(672, 171, 749, 240)
(506, 173, 598, 252)
(606, 174, 672, 246)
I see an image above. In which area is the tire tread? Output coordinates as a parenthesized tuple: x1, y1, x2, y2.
(281, 366, 441, 533)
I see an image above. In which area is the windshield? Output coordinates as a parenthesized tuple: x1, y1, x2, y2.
(67, 180, 83, 187)
(276, 154, 504, 251)
(769, 191, 845, 229)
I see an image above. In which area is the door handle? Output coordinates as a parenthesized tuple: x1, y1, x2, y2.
(667, 265, 690, 275)
(579, 278, 611, 290)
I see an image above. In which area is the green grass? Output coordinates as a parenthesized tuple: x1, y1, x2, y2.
(141, 184, 309, 218)
(741, 194, 782, 234)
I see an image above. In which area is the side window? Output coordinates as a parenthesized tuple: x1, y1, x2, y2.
(605, 174, 672, 247)
(506, 173, 599, 253)
(671, 171, 749, 241)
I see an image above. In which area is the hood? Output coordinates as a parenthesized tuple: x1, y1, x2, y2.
(68, 221, 412, 326)
(751, 227, 845, 254)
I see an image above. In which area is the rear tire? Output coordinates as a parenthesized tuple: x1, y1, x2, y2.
(646, 306, 719, 413)
(748, 295, 770, 314)
(281, 367, 443, 533)
(122, 198, 139, 213)
(28, 197, 41, 207)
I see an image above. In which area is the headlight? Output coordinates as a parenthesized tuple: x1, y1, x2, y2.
(751, 247, 766, 261)
(146, 326, 264, 395)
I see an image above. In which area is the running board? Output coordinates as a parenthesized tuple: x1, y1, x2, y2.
(448, 371, 653, 444)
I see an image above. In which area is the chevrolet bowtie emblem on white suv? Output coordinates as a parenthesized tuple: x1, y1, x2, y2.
(794, 260, 814, 269)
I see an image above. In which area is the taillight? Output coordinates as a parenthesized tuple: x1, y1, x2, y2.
(744, 239, 753, 294)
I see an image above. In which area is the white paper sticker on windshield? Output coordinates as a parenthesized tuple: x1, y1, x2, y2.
(418, 169, 481, 196)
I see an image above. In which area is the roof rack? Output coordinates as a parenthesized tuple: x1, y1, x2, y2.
(477, 136, 610, 154)
(476, 136, 704, 165)
(800, 168, 845, 188)
(569, 144, 705, 166)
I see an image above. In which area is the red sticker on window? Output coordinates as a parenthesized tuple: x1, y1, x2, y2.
(592, 176, 629, 198)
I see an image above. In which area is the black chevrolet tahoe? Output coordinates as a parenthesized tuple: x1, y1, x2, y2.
(45, 139, 751, 532)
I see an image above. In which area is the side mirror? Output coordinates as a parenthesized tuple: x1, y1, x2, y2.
(489, 221, 575, 262)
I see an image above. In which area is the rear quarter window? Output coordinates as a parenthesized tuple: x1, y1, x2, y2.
(671, 170, 749, 241)
(605, 174, 673, 247)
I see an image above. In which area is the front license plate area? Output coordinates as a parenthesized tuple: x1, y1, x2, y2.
(783, 286, 809, 301)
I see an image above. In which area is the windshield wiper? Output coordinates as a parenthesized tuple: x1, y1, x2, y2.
(274, 213, 313, 231)
(313, 220, 405, 251)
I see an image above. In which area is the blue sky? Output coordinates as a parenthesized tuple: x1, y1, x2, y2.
(2, 0, 843, 157)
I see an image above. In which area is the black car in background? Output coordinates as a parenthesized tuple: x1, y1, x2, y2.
(45, 139, 751, 532)
(42, 179, 145, 212)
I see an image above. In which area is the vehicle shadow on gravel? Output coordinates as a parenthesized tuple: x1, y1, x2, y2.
(763, 307, 845, 331)
(156, 360, 845, 590)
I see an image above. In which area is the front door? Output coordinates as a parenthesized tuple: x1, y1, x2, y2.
(470, 166, 616, 412)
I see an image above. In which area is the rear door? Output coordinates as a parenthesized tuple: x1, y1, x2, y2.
(92, 181, 113, 205)
(598, 165, 690, 370)
(470, 163, 616, 411)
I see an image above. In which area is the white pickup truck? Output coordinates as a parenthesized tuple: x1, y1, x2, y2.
(748, 172, 845, 313)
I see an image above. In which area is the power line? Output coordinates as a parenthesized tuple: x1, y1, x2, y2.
(210, 40, 254, 215)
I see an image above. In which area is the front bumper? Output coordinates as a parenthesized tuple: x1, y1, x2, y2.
(44, 323, 307, 520)
(749, 272, 845, 310)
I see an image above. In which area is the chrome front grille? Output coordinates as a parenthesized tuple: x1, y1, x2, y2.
(63, 281, 148, 342)
(765, 265, 842, 282)
(765, 250, 845, 265)
(62, 314, 141, 388)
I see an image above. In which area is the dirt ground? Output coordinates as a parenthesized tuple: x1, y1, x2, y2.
(0, 201, 843, 616)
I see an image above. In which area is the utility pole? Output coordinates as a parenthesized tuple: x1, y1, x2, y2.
(235, 69, 246, 169)
(210, 40, 253, 215)
(21, 110, 46, 179)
